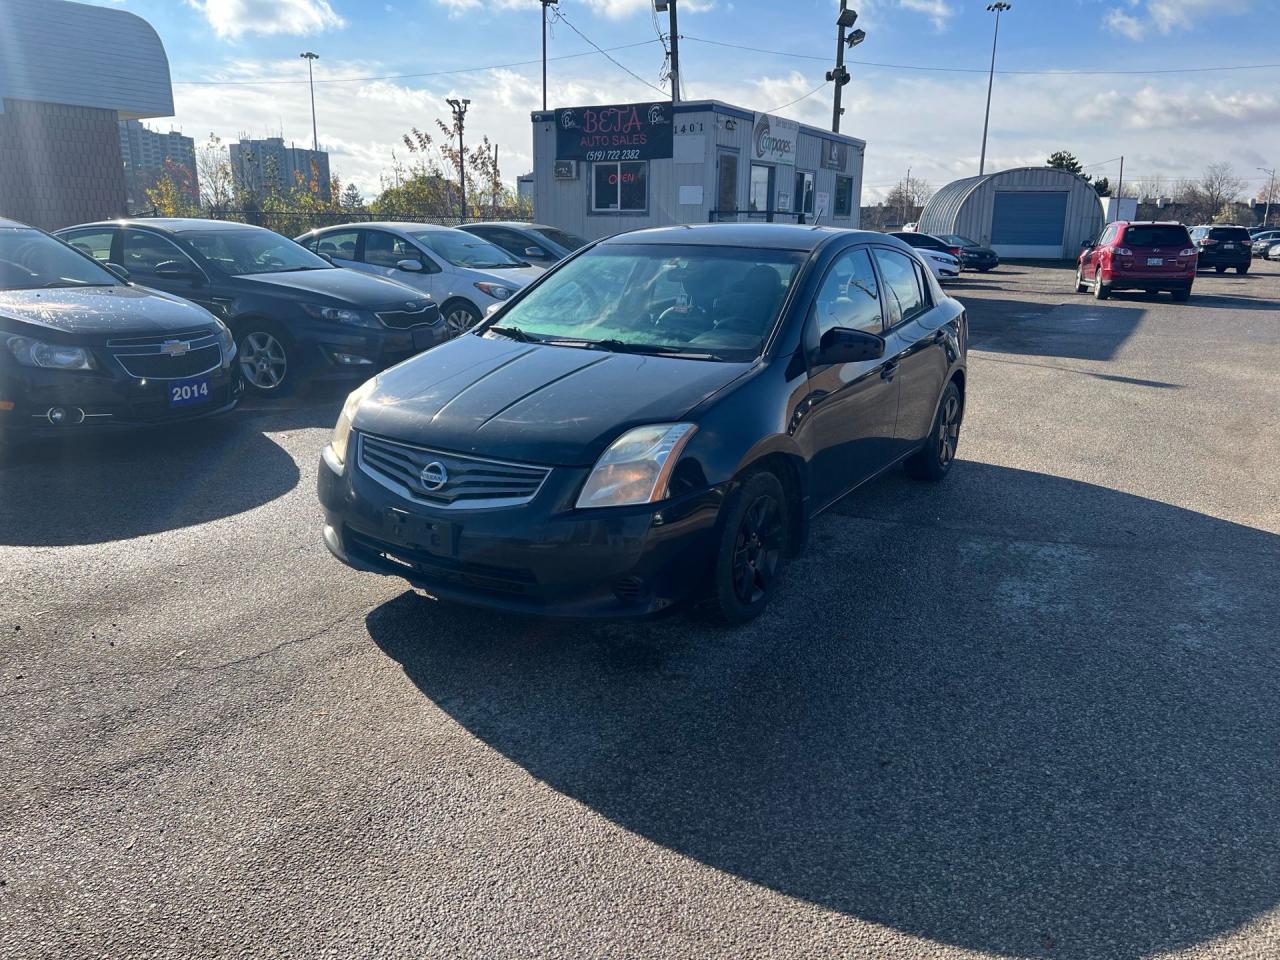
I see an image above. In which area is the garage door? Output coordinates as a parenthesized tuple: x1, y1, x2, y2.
(991, 191, 1068, 245)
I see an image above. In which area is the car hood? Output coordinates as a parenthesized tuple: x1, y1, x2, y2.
(239, 268, 424, 306)
(0, 285, 215, 338)
(464, 265, 543, 287)
(353, 333, 751, 466)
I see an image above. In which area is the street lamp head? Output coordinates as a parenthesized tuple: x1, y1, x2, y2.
(986, 2, 1011, 11)
(837, 8, 858, 28)
(300, 51, 319, 60)
(846, 27, 866, 47)
(654, 0, 669, 10)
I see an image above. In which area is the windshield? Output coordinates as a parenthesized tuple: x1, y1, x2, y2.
(534, 227, 588, 252)
(410, 230, 524, 269)
(1123, 225, 1190, 247)
(179, 228, 331, 276)
(485, 243, 806, 362)
(0, 227, 120, 290)
(940, 235, 976, 247)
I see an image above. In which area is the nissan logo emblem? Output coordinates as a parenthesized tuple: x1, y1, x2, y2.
(420, 461, 449, 491)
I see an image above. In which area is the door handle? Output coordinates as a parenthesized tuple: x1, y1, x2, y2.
(880, 360, 899, 381)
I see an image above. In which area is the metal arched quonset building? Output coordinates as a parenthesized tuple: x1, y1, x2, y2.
(918, 166, 1104, 259)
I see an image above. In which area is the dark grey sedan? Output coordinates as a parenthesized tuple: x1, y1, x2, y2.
(457, 222, 588, 271)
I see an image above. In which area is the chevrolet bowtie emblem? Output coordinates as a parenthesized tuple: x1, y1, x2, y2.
(161, 340, 190, 357)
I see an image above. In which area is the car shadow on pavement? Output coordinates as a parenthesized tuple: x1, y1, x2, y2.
(365, 462, 1280, 960)
(0, 416, 300, 546)
(965, 299, 1147, 362)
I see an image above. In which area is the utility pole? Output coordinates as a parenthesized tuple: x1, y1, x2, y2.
(446, 98, 470, 223)
(492, 143, 499, 219)
(978, 3, 1010, 176)
(300, 52, 320, 152)
(826, 3, 864, 134)
(1259, 166, 1276, 226)
(654, 0, 680, 102)
(540, 0, 558, 112)
(1116, 155, 1124, 199)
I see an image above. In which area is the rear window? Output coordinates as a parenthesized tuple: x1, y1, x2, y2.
(1208, 227, 1251, 241)
(1121, 225, 1190, 247)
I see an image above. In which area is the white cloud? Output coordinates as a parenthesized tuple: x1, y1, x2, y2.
(899, 0, 955, 31)
(1104, 10, 1143, 39)
(185, 0, 345, 39)
(577, 0, 716, 17)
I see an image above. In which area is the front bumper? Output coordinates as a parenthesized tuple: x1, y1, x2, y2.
(0, 361, 241, 440)
(302, 322, 453, 382)
(317, 439, 726, 618)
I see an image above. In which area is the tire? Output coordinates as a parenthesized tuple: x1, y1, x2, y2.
(708, 470, 789, 625)
(1074, 267, 1087, 293)
(1093, 272, 1111, 300)
(978, 266, 993, 273)
(441, 300, 482, 337)
(1215, 265, 1227, 274)
(1237, 264, 1249, 275)
(905, 381, 963, 482)
(236, 322, 293, 396)
(1171, 284, 1191, 302)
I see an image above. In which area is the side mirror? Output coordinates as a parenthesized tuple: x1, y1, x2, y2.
(1080, 240, 1094, 249)
(817, 327, 885, 365)
(396, 259, 424, 272)
(155, 260, 200, 283)
(484, 302, 502, 318)
(317, 252, 334, 265)
(105, 262, 130, 281)
(523, 246, 545, 259)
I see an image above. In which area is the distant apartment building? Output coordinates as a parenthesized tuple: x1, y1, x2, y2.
(229, 138, 331, 203)
(0, 0, 175, 229)
(119, 119, 197, 212)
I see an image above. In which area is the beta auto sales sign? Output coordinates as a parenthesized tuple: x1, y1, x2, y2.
(555, 102, 674, 163)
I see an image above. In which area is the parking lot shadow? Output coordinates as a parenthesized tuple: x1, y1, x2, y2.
(965, 297, 1147, 362)
(365, 463, 1280, 959)
(0, 417, 299, 546)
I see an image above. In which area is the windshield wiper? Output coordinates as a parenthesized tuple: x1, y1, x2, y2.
(577, 339, 725, 361)
(487, 325, 543, 343)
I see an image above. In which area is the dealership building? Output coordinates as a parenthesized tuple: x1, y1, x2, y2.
(529, 100, 865, 240)
(0, 0, 175, 230)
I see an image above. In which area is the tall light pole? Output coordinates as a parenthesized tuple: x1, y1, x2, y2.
(654, 0, 681, 102)
(978, 2, 1010, 176)
(300, 52, 320, 152)
(540, 0, 558, 111)
(826, 3, 864, 134)
(447, 97, 470, 223)
(1259, 166, 1277, 226)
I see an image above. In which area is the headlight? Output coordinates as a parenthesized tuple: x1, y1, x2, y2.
(474, 282, 514, 301)
(576, 423, 697, 509)
(301, 302, 377, 327)
(330, 377, 378, 466)
(214, 321, 236, 360)
(6, 335, 95, 371)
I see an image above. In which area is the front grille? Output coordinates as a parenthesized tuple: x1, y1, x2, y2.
(358, 433, 550, 509)
(345, 528, 536, 596)
(376, 303, 439, 329)
(108, 330, 222, 380)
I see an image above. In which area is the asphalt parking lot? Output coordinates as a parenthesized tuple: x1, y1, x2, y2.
(3, 260, 1279, 960)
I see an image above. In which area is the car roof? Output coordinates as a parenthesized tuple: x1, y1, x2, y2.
(0, 218, 33, 230)
(309, 222, 464, 234)
(1115, 220, 1188, 227)
(600, 223, 875, 252)
(61, 218, 272, 234)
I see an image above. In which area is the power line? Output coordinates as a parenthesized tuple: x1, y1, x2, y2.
(681, 34, 1280, 76)
(550, 8, 669, 97)
(171, 40, 663, 86)
(768, 82, 828, 113)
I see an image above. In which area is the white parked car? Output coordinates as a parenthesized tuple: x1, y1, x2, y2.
(296, 222, 543, 334)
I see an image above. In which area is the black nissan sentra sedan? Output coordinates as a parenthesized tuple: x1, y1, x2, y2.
(0, 218, 240, 442)
(318, 224, 968, 622)
(56, 219, 441, 396)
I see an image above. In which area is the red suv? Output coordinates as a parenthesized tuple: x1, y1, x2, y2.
(1075, 221, 1196, 302)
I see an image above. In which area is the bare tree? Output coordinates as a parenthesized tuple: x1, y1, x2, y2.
(1198, 162, 1245, 215)
(196, 134, 234, 216)
(884, 176, 933, 226)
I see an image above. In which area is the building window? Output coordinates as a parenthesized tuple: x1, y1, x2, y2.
(749, 164, 773, 216)
(592, 161, 647, 213)
(834, 176, 854, 218)
(794, 171, 815, 217)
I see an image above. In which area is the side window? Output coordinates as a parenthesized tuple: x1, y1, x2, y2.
(315, 230, 359, 262)
(121, 229, 192, 273)
(872, 247, 926, 326)
(494, 229, 544, 258)
(362, 230, 419, 268)
(1098, 224, 1118, 245)
(913, 260, 934, 308)
(62, 229, 114, 262)
(813, 247, 883, 337)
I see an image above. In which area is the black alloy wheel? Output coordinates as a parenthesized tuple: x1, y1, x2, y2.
(710, 471, 788, 624)
(906, 381, 963, 481)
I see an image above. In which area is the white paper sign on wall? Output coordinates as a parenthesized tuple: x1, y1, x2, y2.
(678, 185, 704, 206)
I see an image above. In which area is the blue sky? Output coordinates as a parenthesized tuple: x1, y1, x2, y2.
(90, 0, 1278, 202)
